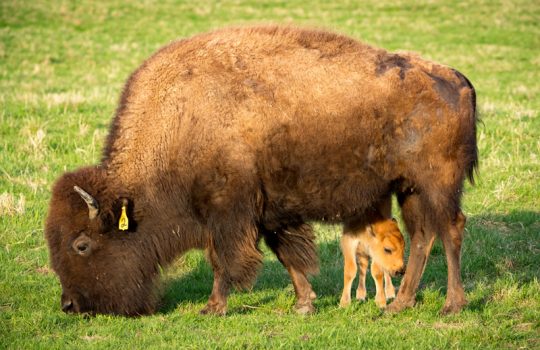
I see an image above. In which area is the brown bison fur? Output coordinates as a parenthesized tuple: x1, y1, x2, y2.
(45, 25, 478, 316)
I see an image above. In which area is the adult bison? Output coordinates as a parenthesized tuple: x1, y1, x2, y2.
(45, 25, 477, 316)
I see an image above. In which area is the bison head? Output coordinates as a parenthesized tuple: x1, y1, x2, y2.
(45, 167, 158, 316)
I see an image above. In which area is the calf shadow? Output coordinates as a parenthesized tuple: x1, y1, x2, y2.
(159, 210, 539, 314)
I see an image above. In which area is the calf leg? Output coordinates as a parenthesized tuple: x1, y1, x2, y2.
(355, 254, 369, 301)
(339, 234, 358, 307)
(262, 223, 318, 314)
(371, 262, 387, 308)
(384, 272, 396, 300)
(388, 193, 436, 312)
(372, 195, 395, 301)
(440, 210, 468, 314)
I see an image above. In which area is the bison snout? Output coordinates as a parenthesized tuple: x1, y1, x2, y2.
(61, 293, 81, 313)
(396, 267, 406, 276)
(62, 299, 74, 313)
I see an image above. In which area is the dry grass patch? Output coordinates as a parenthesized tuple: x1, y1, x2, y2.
(0, 192, 26, 216)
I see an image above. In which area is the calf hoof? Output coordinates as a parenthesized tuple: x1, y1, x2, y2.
(375, 298, 387, 309)
(385, 288, 396, 300)
(339, 296, 351, 308)
(386, 298, 415, 313)
(295, 301, 315, 315)
(441, 298, 467, 315)
(355, 291, 367, 302)
(199, 303, 227, 316)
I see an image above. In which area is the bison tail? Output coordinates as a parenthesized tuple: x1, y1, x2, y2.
(454, 69, 479, 185)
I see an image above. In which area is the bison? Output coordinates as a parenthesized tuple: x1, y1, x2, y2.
(45, 25, 477, 316)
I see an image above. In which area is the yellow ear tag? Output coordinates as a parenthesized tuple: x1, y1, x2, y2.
(119, 205, 129, 231)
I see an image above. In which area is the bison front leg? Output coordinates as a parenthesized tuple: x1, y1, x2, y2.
(262, 223, 319, 315)
(201, 247, 232, 315)
(202, 226, 263, 316)
(200, 267, 231, 316)
(388, 193, 436, 313)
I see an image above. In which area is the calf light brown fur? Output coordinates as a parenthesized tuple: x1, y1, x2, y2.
(45, 25, 477, 316)
(340, 214, 405, 309)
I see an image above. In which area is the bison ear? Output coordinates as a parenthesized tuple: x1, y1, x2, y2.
(113, 197, 137, 232)
(74, 186, 99, 220)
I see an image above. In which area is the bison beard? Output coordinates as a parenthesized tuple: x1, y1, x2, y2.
(45, 25, 477, 316)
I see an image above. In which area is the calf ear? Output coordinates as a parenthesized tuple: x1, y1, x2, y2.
(367, 224, 376, 237)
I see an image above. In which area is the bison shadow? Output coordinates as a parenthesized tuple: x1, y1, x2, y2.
(159, 211, 539, 314)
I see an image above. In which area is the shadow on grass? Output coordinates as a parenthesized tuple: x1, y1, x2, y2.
(158, 210, 539, 314)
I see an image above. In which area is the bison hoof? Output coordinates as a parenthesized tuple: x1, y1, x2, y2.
(199, 304, 227, 316)
(441, 299, 467, 315)
(386, 298, 415, 313)
(295, 302, 315, 315)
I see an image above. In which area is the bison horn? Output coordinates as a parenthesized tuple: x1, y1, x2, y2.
(73, 186, 99, 219)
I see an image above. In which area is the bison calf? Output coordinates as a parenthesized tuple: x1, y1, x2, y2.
(340, 213, 405, 309)
(45, 25, 477, 316)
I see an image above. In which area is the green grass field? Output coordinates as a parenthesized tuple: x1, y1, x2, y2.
(1, 0, 539, 348)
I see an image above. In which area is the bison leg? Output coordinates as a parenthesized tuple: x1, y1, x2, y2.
(200, 266, 230, 316)
(201, 224, 263, 316)
(200, 247, 231, 315)
(440, 210, 468, 314)
(388, 193, 436, 313)
(286, 266, 316, 315)
(262, 223, 319, 315)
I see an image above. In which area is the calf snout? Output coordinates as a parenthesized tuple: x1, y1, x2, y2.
(396, 266, 406, 276)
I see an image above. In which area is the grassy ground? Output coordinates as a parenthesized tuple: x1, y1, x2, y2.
(1, 0, 539, 348)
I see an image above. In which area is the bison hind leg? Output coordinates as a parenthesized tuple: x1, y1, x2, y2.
(389, 185, 468, 314)
(387, 192, 437, 312)
(440, 210, 468, 314)
(262, 223, 319, 314)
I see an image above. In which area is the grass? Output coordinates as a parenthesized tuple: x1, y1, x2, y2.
(1, 0, 539, 348)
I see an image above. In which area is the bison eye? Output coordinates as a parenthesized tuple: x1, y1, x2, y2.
(384, 248, 392, 254)
(72, 235, 93, 256)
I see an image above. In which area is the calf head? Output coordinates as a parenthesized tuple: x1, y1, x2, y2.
(365, 219, 406, 276)
(45, 166, 158, 316)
